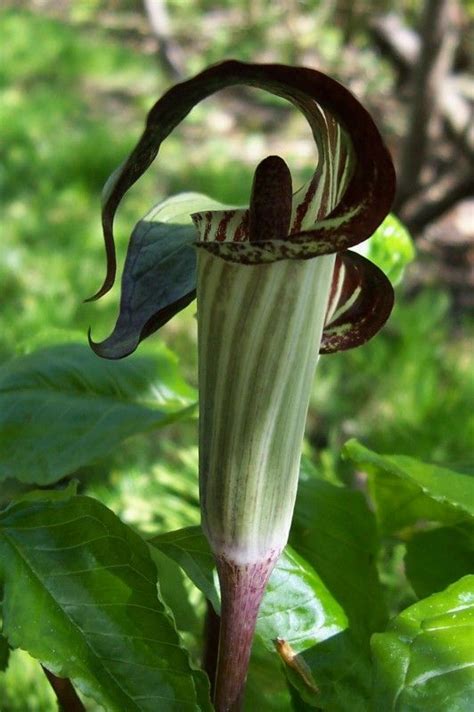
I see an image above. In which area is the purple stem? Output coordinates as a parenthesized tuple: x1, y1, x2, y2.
(213, 552, 279, 712)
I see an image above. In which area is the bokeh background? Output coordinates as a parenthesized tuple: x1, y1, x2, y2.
(1, 0, 473, 708)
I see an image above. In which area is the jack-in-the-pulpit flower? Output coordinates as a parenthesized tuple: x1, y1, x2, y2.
(89, 61, 395, 711)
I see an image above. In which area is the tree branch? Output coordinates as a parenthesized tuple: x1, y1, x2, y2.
(398, 169, 474, 232)
(395, 0, 460, 208)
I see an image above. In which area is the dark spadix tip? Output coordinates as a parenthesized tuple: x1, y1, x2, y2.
(249, 155, 293, 243)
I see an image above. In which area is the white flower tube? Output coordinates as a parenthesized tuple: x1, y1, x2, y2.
(197, 251, 335, 564)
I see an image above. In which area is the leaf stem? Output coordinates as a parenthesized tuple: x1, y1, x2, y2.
(213, 553, 279, 711)
(202, 599, 220, 697)
(42, 667, 85, 712)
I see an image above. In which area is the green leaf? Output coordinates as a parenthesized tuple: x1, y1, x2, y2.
(290, 472, 386, 636)
(405, 524, 474, 599)
(149, 526, 347, 652)
(258, 546, 347, 653)
(359, 213, 415, 285)
(150, 547, 201, 636)
(0, 342, 195, 485)
(296, 631, 372, 712)
(342, 439, 474, 534)
(372, 576, 474, 712)
(245, 637, 292, 711)
(150, 526, 219, 612)
(90, 192, 236, 359)
(0, 492, 211, 711)
(286, 473, 385, 711)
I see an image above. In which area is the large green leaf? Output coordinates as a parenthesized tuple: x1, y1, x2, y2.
(405, 524, 474, 599)
(343, 439, 474, 534)
(0, 342, 195, 485)
(150, 526, 347, 653)
(0, 492, 211, 711)
(290, 472, 386, 636)
(286, 473, 385, 711)
(372, 576, 474, 712)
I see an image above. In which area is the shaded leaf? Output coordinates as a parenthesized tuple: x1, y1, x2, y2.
(150, 547, 201, 636)
(245, 637, 292, 711)
(372, 576, 474, 712)
(0, 343, 195, 484)
(90, 193, 236, 359)
(295, 630, 372, 712)
(150, 526, 218, 611)
(405, 524, 474, 599)
(343, 439, 474, 534)
(149, 526, 347, 652)
(0, 493, 210, 711)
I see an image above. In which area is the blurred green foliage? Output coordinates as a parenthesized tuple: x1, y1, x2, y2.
(1, 3, 473, 709)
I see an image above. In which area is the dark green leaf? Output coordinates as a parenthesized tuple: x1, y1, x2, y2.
(245, 637, 292, 711)
(90, 193, 235, 359)
(150, 547, 201, 636)
(405, 524, 474, 599)
(372, 576, 474, 712)
(0, 493, 210, 711)
(150, 526, 219, 611)
(290, 472, 386, 636)
(343, 439, 474, 534)
(0, 342, 195, 485)
(296, 630, 372, 712)
(286, 474, 385, 711)
(149, 526, 347, 652)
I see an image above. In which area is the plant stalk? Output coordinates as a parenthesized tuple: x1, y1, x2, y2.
(42, 667, 85, 712)
(213, 552, 279, 711)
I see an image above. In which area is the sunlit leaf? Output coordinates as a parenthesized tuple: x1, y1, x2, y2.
(354, 213, 415, 285)
(405, 524, 474, 599)
(343, 439, 474, 534)
(372, 576, 474, 712)
(0, 492, 211, 711)
(0, 343, 195, 485)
